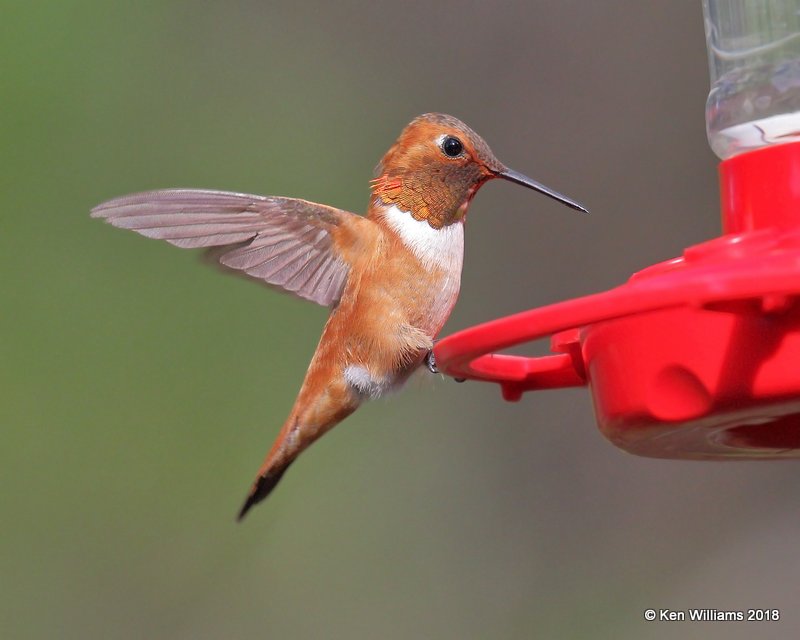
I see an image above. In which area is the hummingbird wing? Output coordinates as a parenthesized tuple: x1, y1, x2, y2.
(91, 189, 363, 307)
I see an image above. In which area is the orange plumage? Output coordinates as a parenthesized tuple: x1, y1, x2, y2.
(91, 113, 586, 520)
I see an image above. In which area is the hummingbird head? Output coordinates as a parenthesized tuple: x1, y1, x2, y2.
(371, 113, 586, 229)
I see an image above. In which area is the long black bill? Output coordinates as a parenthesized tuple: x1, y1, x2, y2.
(498, 168, 588, 213)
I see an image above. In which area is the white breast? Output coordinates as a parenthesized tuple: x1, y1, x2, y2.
(380, 204, 464, 273)
(379, 204, 464, 339)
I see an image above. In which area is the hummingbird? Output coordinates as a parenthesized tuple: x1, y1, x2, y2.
(91, 113, 586, 520)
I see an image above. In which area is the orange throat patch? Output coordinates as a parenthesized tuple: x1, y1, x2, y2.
(370, 174, 472, 229)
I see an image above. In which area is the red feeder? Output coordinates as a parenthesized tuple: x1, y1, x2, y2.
(434, 4, 800, 460)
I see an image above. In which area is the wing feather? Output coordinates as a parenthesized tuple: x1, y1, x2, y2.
(91, 188, 363, 306)
(286, 251, 331, 296)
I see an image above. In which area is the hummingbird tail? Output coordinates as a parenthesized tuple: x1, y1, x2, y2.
(236, 462, 293, 521)
(236, 364, 361, 521)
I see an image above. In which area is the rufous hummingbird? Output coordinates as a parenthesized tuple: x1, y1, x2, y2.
(92, 113, 586, 520)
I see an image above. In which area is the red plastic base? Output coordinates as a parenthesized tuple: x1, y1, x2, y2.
(434, 141, 800, 459)
(585, 304, 800, 459)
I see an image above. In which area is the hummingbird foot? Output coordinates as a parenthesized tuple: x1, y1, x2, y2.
(424, 349, 466, 382)
(425, 349, 439, 374)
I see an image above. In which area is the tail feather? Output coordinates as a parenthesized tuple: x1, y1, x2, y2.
(237, 462, 292, 521)
(235, 369, 360, 521)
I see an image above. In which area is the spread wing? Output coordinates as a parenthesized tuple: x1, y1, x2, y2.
(91, 189, 364, 307)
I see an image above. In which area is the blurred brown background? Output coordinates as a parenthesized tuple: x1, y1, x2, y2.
(3, 2, 797, 639)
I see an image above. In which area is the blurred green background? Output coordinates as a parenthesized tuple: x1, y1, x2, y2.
(4, 2, 799, 639)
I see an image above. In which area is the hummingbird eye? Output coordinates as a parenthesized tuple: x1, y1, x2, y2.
(441, 136, 464, 158)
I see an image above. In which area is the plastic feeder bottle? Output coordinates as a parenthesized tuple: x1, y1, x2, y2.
(434, 1, 800, 459)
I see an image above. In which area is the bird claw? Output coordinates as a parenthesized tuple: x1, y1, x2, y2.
(425, 349, 439, 374)
(425, 350, 466, 383)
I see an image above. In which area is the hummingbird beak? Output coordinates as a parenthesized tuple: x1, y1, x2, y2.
(496, 168, 588, 213)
